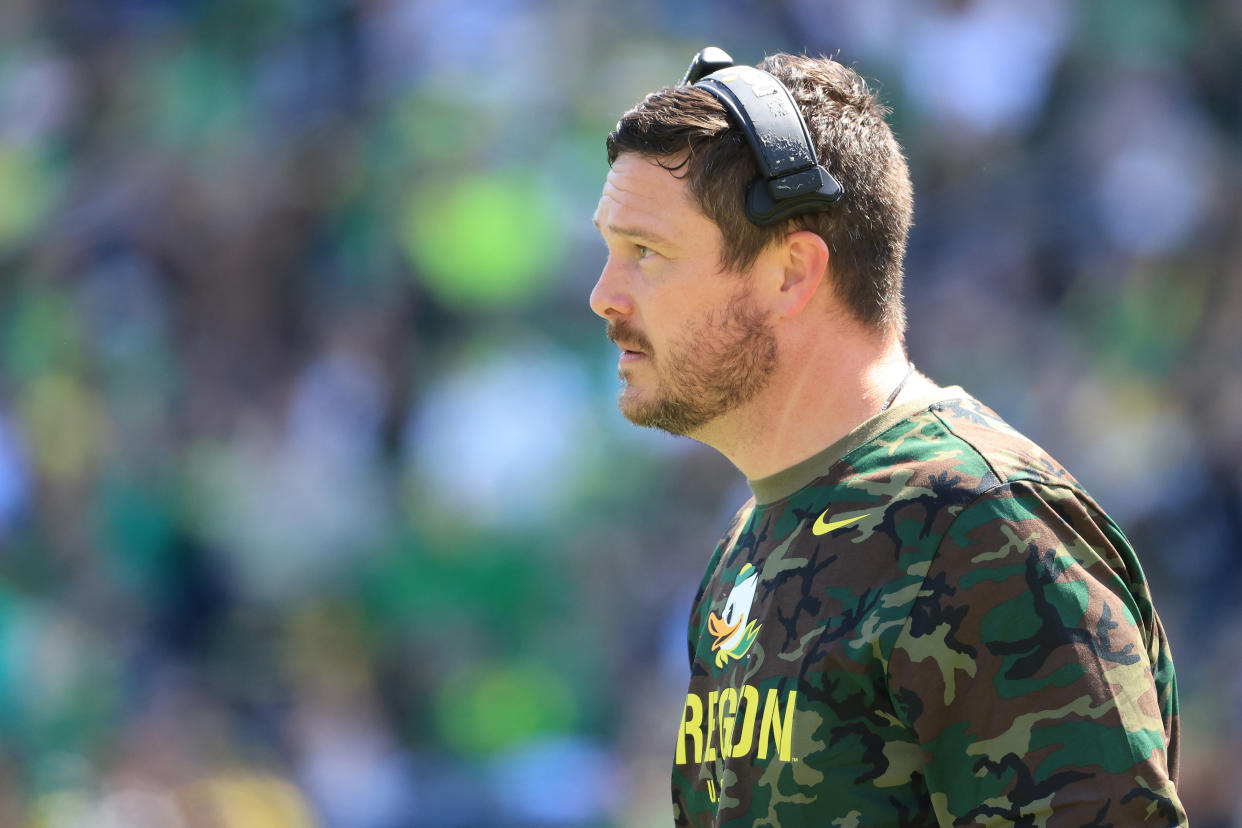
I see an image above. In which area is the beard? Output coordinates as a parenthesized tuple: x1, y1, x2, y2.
(607, 289, 778, 436)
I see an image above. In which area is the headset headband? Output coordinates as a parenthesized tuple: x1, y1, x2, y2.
(681, 47, 844, 226)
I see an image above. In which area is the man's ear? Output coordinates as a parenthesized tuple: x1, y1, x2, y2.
(773, 230, 829, 318)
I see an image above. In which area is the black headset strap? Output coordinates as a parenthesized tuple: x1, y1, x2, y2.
(694, 66, 818, 181)
(681, 49, 844, 225)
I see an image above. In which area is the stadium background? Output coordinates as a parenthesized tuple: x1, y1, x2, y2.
(0, 0, 1239, 825)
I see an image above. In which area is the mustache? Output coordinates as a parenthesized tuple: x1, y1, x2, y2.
(606, 320, 654, 355)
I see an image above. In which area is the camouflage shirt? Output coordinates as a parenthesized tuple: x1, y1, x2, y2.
(672, 388, 1185, 827)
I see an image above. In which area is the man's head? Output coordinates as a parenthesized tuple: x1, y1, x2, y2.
(591, 153, 779, 435)
(591, 52, 913, 437)
(606, 52, 913, 336)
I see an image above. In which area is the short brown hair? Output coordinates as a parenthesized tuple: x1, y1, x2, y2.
(606, 53, 913, 335)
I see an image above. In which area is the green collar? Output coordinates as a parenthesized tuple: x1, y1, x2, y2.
(748, 386, 968, 505)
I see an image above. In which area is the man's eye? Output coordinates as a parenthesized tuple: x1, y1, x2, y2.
(636, 245, 654, 260)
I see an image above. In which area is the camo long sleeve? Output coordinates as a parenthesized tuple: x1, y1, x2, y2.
(888, 481, 1184, 826)
(671, 390, 1185, 827)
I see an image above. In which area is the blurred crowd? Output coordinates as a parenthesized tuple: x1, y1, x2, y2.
(0, 0, 1239, 825)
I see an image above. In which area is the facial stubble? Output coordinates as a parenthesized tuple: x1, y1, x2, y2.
(612, 291, 778, 436)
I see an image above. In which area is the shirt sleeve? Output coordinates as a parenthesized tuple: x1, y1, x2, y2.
(886, 480, 1186, 826)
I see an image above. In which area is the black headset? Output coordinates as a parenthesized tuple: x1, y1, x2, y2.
(681, 47, 844, 226)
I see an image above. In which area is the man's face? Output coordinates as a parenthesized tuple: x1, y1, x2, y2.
(590, 153, 777, 436)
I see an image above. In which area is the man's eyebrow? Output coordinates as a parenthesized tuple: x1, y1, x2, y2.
(592, 219, 673, 248)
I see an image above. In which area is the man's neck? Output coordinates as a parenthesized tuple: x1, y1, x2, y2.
(690, 332, 938, 481)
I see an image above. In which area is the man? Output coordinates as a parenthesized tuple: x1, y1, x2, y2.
(590, 49, 1186, 826)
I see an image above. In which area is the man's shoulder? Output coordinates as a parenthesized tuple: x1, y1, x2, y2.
(723, 389, 1091, 566)
(844, 390, 1079, 497)
(927, 393, 1078, 489)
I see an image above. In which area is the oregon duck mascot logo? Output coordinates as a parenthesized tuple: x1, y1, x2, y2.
(707, 563, 762, 668)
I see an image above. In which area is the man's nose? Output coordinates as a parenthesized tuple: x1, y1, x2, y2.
(589, 257, 634, 320)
